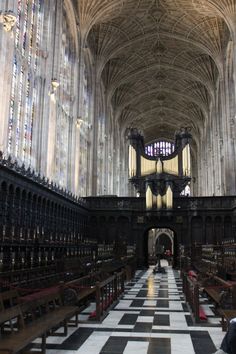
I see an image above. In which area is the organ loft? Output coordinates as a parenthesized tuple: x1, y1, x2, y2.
(128, 127, 191, 209)
(0, 1, 236, 353)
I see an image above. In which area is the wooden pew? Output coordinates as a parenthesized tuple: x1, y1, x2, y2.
(0, 289, 80, 354)
(219, 284, 236, 331)
(89, 270, 125, 321)
(0, 290, 19, 309)
(203, 275, 234, 309)
(182, 272, 207, 322)
(220, 309, 236, 331)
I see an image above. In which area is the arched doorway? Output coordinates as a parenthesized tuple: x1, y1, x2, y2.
(140, 227, 176, 268)
(148, 228, 174, 265)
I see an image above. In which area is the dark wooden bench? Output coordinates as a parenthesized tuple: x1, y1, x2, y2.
(61, 270, 125, 321)
(0, 290, 19, 309)
(220, 309, 236, 331)
(0, 289, 80, 354)
(62, 273, 98, 308)
(90, 270, 125, 321)
(204, 287, 223, 306)
(0, 264, 60, 291)
(203, 276, 234, 308)
(182, 272, 207, 322)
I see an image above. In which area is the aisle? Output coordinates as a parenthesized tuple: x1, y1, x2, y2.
(44, 262, 225, 354)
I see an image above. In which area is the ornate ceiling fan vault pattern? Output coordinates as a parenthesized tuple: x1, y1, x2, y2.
(76, 0, 235, 144)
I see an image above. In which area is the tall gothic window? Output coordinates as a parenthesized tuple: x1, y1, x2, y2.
(78, 64, 91, 196)
(55, 6, 75, 188)
(145, 140, 175, 157)
(8, 0, 43, 167)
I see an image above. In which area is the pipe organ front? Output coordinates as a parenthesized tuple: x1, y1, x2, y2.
(128, 128, 191, 210)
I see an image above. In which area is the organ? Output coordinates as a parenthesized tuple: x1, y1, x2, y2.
(128, 128, 191, 210)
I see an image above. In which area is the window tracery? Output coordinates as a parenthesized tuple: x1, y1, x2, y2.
(145, 140, 175, 157)
(55, 7, 75, 188)
(78, 64, 91, 196)
(8, 0, 43, 168)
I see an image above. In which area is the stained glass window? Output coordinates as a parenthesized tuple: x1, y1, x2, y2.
(78, 64, 91, 196)
(8, 0, 44, 168)
(145, 140, 175, 157)
(55, 6, 75, 188)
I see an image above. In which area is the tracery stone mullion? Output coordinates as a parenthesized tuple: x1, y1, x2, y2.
(218, 75, 233, 195)
(224, 57, 236, 194)
(211, 104, 222, 196)
(230, 30, 236, 186)
(91, 70, 101, 195)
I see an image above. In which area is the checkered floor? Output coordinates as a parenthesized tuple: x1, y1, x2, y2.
(33, 261, 225, 353)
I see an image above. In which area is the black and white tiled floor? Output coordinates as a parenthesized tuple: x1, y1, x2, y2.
(36, 261, 225, 353)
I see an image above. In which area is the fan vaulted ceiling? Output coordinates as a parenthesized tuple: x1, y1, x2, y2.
(76, 0, 234, 143)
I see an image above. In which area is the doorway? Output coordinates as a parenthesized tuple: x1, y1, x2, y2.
(147, 228, 174, 265)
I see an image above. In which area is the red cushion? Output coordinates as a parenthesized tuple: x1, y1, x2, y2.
(89, 310, 96, 318)
(188, 270, 197, 278)
(199, 306, 207, 321)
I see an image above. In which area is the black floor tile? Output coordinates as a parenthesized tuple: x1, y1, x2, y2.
(148, 338, 171, 354)
(59, 328, 94, 350)
(130, 299, 144, 307)
(119, 313, 138, 325)
(158, 290, 168, 297)
(156, 300, 169, 308)
(153, 314, 170, 326)
(185, 314, 194, 326)
(190, 331, 216, 354)
(133, 322, 153, 332)
(182, 303, 189, 312)
(100, 337, 127, 354)
(160, 284, 169, 289)
(137, 290, 148, 297)
(140, 309, 155, 316)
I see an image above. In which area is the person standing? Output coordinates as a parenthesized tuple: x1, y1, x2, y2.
(213, 318, 236, 354)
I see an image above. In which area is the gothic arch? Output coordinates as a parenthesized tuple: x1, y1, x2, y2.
(153, 229, 174, 254)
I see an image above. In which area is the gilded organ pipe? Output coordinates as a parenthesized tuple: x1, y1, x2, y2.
(141, 156, 156, 176)
(146, 185, 153, 210)
(152, 194, 157, 207)
(162, 193, 167, 208)
(129, 145, 137, 177)
(182, 144, 190, 176)
(157, 194, 162, 209)
(156, 159, 162, 174)
(163, 155, 178, 175)
(166, 185, 173, 209)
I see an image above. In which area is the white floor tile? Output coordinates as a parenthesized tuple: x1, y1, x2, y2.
(137, 316, 154, 323)
(123, 340, 149, 353)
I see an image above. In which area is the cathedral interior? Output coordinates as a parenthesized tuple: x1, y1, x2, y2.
(1, 1, 236, 353)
